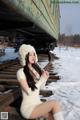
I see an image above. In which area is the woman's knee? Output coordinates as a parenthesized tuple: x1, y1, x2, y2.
(51, 100, 61, 113)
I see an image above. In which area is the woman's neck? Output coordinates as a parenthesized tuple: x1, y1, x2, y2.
(28, 64, 32, 68)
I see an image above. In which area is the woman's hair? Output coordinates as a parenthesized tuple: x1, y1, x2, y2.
(23, 53, 42, 91)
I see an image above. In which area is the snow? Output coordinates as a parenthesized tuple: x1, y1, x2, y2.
(41, 46, 80, 120)
(0, 47, 18, 63)
(53, 47, 80, 82)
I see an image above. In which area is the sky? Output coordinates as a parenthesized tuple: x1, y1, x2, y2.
(60, 3, 80, 35)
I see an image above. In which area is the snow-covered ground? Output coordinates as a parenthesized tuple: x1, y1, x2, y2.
(0, 47, 18, 63)
(41, 46, 80, 120)
(53, 46, 80, 82)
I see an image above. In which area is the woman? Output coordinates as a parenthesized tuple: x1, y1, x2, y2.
(17, 44, 64, 120)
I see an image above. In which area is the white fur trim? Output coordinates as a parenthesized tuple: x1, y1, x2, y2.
(18, 44, 38, 66)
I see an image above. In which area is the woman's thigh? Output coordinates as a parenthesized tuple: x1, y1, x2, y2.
(30, 100, 60, 119)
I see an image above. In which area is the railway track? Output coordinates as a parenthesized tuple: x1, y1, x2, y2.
(0, 54, 60, 120)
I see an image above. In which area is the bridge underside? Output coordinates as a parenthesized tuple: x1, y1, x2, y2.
(0, 0, 57, 52)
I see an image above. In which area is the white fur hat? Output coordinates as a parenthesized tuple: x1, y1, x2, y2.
(18, 44, 38, 66)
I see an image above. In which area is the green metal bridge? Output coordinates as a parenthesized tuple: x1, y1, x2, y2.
(0, 0, 60, 51)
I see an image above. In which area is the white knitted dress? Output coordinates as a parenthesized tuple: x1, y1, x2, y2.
(17, 68, 47, 119)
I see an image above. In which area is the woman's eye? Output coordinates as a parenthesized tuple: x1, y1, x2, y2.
(31, 54, 35, 56)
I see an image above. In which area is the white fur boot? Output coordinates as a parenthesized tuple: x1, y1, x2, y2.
(53, 111, 64, 120)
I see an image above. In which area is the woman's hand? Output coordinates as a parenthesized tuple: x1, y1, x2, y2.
(41, 70, 49, 79)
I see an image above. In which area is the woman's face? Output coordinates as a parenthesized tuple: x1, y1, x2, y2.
(28, 51, 36, 64)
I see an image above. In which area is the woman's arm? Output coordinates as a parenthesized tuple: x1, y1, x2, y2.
(36, 70, 49, 88)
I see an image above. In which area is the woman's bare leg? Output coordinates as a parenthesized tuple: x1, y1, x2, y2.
(30, 100, 61, 119)
(48, 112, 54, 120)
(43, 112, 53, 120)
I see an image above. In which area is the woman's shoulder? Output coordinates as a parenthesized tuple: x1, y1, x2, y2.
(17, 68, 26, 81)
(17, 68, 24, 73)
(17, 68, 24, 75)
